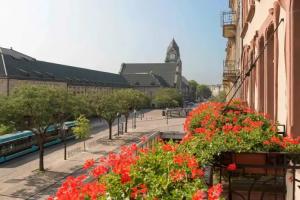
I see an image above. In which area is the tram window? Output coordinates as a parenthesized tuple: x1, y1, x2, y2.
(0, 145, 3, 155)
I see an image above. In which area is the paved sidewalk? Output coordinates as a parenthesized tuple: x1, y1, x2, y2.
(0, 110, 185, 200)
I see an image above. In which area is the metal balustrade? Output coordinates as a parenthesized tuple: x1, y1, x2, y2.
(223, 60, 239, 82)
(221, 11, 237, 38)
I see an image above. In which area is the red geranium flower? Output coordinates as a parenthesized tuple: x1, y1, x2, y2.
(91, 165, 108, 177)
(121, 172, 131, 184)
(83, 159, 95, 170)
(170, 169, 186, 182)
(173, 154, 185, 166)
(80, 182, 106, 200)
(191, 168, 205, 179)
(192, 190, 205, 200)
(208, 183, 223, 200)
(162, 144, 176, 152)
(227, 163, 237, 171)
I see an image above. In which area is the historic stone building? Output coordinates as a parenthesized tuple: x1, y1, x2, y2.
(0, 39, 190, 99)
(222, 0, 300, 138)
(221, 0, 242, 100)
(120, 39, 190, 99)
(222, 2, 300, 197)
(0, 47, 129, 95)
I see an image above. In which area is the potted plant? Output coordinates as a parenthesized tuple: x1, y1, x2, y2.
(181, 99, 300, 199)
(181, 99, 300, 174)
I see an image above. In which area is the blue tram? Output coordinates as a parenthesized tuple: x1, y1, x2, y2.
(0, 121, 76, 163)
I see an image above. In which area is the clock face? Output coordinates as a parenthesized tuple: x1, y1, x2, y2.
(170, 53, 176, 59)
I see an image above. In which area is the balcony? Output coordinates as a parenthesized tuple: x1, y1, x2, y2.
(221, 11, 237, 38)
(223, 60, 239, 82)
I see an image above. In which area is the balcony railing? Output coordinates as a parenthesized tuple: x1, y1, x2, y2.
(223, 60, 239, 82)
(221, 11, 237, 38)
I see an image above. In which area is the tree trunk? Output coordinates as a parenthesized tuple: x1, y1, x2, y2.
(125, 114, 128, 133)
(83, 140, 86, 151)
(37, 134, 45, 171)
(109, 122, 112, 140)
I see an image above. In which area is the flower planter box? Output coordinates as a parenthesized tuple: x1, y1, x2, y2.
(217, 152, 286, 176)
(234, 153, 267, 174)
(212, 152, 300, 200)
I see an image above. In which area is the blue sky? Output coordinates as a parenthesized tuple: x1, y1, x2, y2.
(0, 0, 228, 84)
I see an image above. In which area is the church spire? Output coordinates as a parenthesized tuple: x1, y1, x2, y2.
(165, 38, 180, 63)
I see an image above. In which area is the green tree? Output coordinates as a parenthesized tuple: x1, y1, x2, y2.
(188, 80, 198, 101)
(152, 88, 183, 108)
(72, 115, 90, 151)
(116, 89, 149, 132)
(96, 92, 120, 140)
(0, 124, 15, 135)
(0, 85, 85, 171)
(197, 85, 212, 101)
(84, 93, 100, 118)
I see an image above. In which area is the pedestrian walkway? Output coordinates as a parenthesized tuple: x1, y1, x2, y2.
(0, 109, 185, 200)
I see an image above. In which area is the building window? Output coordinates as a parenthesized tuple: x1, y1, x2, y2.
(265, 24, 275, 120)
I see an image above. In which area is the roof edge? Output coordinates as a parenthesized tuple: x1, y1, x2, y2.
(0, 49, 8, 76)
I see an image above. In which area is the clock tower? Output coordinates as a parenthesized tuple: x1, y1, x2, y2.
(165, 38, 180, 63)
(165, 39, 182, 90)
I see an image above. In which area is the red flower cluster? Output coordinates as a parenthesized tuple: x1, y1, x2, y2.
(207, 183, 223, 200)
(192, 190, 205, 200)
(191, 168, 205, 179)
(83, 159, 95, 170)
(51, 143, 142, 200)
(162, 143, 177, 152)
(172, 153, 204, 180)
(227, 163, 237, 171)
(130, 184, 148, 199)
(170, 169, 186, 182)
(80, 182, 106, 200)
(263, 136, 300, 149)
(91, 165, 108, 177)
(104, 145, 139, 184)
(49, 175, 106, 200)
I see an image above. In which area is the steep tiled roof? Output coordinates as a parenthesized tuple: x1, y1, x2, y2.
(0, 47, 129, 87)
(122, 73, 168, 87)
(120, 63, 177, 87)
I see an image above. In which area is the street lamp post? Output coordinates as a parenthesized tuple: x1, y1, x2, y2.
(166, 108, 169, 124)
(62, 123, 68, 160)
(133, 109, 137, 129)
(117, 112, 120, 136)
